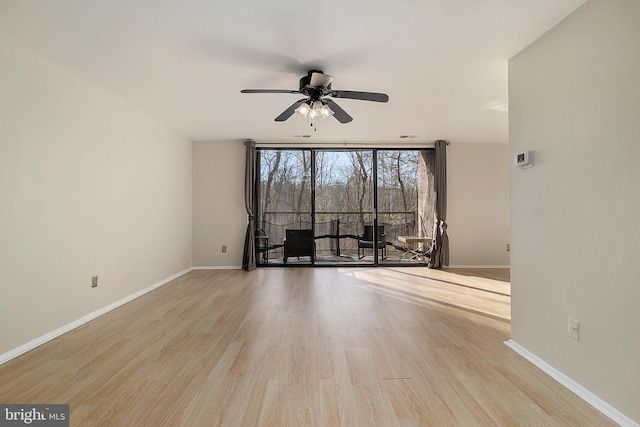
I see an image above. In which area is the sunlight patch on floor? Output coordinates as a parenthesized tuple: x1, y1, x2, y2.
(339, 267, 511, 321)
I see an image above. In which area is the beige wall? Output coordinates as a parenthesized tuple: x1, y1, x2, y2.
(509, 0, 640, 422)
(0, 33, 193, 355)
(192, 141, 246, 267)
(190, 142, 510, 268)
(448, 142, 510, 267)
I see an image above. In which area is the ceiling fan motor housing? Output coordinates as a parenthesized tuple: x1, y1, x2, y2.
(299, 70, 331, 95)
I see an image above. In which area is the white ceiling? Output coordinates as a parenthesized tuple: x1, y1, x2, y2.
(0, 0, 586, 143)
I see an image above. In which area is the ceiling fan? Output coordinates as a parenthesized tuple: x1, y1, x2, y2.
(241, 70, 389, 124)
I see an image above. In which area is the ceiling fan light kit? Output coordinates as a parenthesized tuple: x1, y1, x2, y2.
(241, 70, 389, 128)
(296, 100, 334, 120)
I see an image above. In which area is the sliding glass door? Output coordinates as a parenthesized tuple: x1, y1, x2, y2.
(314, 150, 375, 264)
(256, 148, 434, 266)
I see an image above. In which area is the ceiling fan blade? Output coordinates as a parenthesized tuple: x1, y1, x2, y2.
(241, 89, 300, 94)
(329, 90, 389, 103)
(275, 99, 308, 122)
(309, 72, 333, 88)
(324, 99, 353, 123)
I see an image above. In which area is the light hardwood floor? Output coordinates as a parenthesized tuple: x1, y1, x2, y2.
(0, 268, 616, 426)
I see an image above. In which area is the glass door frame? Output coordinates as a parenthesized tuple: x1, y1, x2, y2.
(255, 147, 430, 267)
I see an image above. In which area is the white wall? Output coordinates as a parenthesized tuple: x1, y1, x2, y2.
(192, 141, 246, 267)
(509, 0, 640, 423)
(0, 33, 193, 356)
(448, 142, 510, 267)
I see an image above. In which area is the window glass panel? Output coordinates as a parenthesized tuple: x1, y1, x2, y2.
(377, 150, 430, 264)
(257, 150, 312, 264)
(315, 151, 373, 263)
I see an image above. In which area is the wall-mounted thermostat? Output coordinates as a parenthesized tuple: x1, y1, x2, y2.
(515, 150, 533, 168)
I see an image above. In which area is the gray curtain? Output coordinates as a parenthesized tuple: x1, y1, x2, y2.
(242, 140, 257, 271)
(429, 140, 449, 268)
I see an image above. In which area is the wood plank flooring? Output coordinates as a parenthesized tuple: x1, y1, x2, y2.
(0, 268, 616, 426)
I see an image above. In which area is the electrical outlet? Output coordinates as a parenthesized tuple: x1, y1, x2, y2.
(506, 243, 510, 251)
(568, 318, 580, 341)
(222, 245, 227, 253)
(91, 275, 98, 288)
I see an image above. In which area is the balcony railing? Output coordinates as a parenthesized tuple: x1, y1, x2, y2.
(259, 211, 418, 259)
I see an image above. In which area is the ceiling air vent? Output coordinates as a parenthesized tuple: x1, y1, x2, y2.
(399, 135, 418, 139)
(293, 135, 312, 138)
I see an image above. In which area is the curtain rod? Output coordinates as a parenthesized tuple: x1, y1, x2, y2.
(253, 141, 438, 149)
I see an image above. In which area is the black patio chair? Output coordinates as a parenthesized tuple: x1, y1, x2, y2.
(283, 229, 315, 264)
(357, 225, 387, 259)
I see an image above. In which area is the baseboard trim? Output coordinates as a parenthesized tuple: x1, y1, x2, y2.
(446, 265, 510, 269)
(0, 267, 193, 366)
(192, 265, 242, 270)
(504, 339, 638, 427)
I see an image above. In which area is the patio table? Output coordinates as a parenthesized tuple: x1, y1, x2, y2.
(398, 236, 432, 263)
